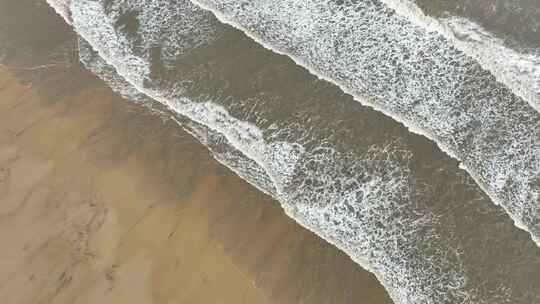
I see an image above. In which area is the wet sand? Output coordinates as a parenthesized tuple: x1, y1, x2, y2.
(0, 64, 392, 303)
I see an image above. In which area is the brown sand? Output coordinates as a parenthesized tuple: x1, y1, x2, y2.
(0, 65, 392, 304)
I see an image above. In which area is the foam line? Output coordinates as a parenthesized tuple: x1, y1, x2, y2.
(45, 1, 540, 303)
(190, 0, 540, 247)
(378, 0, 540, 112)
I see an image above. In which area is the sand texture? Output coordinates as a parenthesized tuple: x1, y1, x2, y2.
(0, 65, 391, 304)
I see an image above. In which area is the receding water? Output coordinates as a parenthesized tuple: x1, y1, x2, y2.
(8, 0, 540, 303)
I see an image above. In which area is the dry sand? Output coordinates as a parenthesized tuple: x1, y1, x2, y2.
(0, 65, 392, 304)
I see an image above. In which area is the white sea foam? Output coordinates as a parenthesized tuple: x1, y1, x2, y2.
(68, 0, 307, 199)
(189, 0, 540, 248)
(47, 1, 540, 303)
(45, 0, 72, 24)
(81, 41, 280, 196)
(377, 0, 540, 113)
(61, 2, 475, 302)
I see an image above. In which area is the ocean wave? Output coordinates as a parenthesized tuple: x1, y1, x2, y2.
(377, 0, 540, 112)
(46, 0, 72, 24)
(48, 1, 540, 303)
(189, 0, 540, 247)
(78, 35, 282, 197)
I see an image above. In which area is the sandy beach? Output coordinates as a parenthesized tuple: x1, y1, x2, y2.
(0, 64, 391, 303)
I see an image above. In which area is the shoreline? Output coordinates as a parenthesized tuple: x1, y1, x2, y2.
(0, 65, 391, 303)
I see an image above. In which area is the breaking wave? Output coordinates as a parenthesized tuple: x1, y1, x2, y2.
(46, 0, 540, 303)
(190, 0, 540, 246)
(378, 0, 540, 111)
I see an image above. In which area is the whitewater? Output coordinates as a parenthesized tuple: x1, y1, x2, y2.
(46, 0, 540, 303)
(190, 0, 540, 246)
(377, 0, 540, 111)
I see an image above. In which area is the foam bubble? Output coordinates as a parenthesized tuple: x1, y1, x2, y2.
(45, 0, 72, 24)
(378, 0, 540, 112)
(190, 0, 540, 248)
(48, 1, 540, 303)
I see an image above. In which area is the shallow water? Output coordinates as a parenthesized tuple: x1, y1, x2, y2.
(10, 0, 540, 303)
(0, 1, 393, 303)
